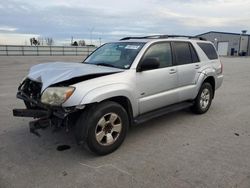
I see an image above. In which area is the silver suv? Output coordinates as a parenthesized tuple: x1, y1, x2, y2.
(13, 35, 223, 155)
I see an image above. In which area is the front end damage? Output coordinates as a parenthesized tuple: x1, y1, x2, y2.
(13, 78, 81, 136)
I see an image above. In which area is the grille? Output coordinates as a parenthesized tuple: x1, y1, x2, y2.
(20, 78, 42, 101)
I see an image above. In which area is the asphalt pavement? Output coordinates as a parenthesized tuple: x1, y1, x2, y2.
(0, 56, 250, 188)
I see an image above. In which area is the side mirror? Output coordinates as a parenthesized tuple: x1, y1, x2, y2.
(137, 57, 160, 72)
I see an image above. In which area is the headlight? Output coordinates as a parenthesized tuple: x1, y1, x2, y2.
(41, 87, 75, 106)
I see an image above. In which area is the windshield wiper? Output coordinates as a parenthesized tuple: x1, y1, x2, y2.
(96, 63, 116, 68)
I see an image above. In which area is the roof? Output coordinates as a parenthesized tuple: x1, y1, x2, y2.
(197, 31, 250, 37)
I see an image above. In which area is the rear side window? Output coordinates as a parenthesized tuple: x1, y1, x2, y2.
(197, 43, 218, 60)
(189, 44, 199, 63)
(173, 42, 192, 65)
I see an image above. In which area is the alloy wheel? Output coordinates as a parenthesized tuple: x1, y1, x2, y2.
(95, 113, 122, 146)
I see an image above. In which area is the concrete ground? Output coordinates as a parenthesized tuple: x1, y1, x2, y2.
(0, 56, 250, 188)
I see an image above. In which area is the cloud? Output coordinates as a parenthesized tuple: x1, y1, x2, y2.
(0, 26, 18, 32)
(0, 0, 249, 45)
(156, 7, 250, 28)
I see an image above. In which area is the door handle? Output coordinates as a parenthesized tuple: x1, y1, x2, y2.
(169, 68, 177, 74)
(195, 64, 200, 69)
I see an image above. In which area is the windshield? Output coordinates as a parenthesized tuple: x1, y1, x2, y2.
(84, 42, 145, 69)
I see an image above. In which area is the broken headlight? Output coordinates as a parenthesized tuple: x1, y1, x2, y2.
(41, 87, 75, 106)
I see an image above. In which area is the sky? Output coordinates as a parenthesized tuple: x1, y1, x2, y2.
(0, 0, 250, 45)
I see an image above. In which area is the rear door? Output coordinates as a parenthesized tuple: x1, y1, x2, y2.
(172, 42, 201, 101)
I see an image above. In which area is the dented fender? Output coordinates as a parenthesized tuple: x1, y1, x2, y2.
(195, 67, 217, 97)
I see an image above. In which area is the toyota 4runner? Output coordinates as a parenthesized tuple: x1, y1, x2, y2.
(13, 35, 223, 155)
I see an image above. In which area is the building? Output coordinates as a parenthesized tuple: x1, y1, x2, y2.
(197, 31, 250, 56)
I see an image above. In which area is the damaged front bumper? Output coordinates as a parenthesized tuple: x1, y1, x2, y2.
(13, 88, 81, 136)
(13, 108, 51, 136)
(13, 108, 50, 118)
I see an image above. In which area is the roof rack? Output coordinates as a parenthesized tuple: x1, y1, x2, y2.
(120, 35, 207, 41)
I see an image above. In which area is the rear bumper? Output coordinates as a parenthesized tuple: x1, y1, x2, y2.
(215, 74, 223, 90)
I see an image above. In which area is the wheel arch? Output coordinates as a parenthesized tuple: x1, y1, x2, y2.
(195, 71, 216, 99)
(203, 76, 215, 98)
(75, 96, 133, 145)
(80, 84, 138, 117)
(102, 96, 134, 126)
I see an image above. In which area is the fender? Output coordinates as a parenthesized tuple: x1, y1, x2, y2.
(195, 67, 216, 97)
(79, 83, 139, 117)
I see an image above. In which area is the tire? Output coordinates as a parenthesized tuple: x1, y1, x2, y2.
(75, 101, 129, 155)
(191, 82, 213, 114)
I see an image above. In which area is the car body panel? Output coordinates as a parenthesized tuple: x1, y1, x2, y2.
(136, 66, 179, 114)
(27, 62, 124, 91)
(175, 63, 201, 101)
(63, 70, 139, 114)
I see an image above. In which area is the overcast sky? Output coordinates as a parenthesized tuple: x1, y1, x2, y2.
(0, 0, 249, 45)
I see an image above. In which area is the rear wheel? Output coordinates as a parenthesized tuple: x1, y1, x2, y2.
(192, 82, 213, 114)
(75, 101, 129, 155)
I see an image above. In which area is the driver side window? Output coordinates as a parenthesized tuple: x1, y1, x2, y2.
(142, 42, 172, 68)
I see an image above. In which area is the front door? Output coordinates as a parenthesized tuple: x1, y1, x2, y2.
(136, 42, 179, 114)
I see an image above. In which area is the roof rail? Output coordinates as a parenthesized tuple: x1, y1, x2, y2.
(120, 35, 207, 41)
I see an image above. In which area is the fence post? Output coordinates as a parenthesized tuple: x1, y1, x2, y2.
(76, 47, 77, 56)
(36, 46, 39, 56)
(63, 46, 64, 56)
(6, 45, 8, 56)
(50, 46, 52, 56)
(22, 46, 24, 56)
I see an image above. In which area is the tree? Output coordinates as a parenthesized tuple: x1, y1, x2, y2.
(38, 37, 44, 45)
(71, 41, 78, 46)
(29, 38, 40, 46)
(78, 40, 86, 46)
(45, 37, 54, 46)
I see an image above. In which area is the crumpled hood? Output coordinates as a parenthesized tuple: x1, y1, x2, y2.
(28, 62, 123, 91)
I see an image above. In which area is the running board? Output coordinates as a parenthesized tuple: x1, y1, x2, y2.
(133, 102, 193, 125)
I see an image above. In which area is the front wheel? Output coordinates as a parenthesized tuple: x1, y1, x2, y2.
(192, 82, 213, 114)
(75, 101, 129, 155)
